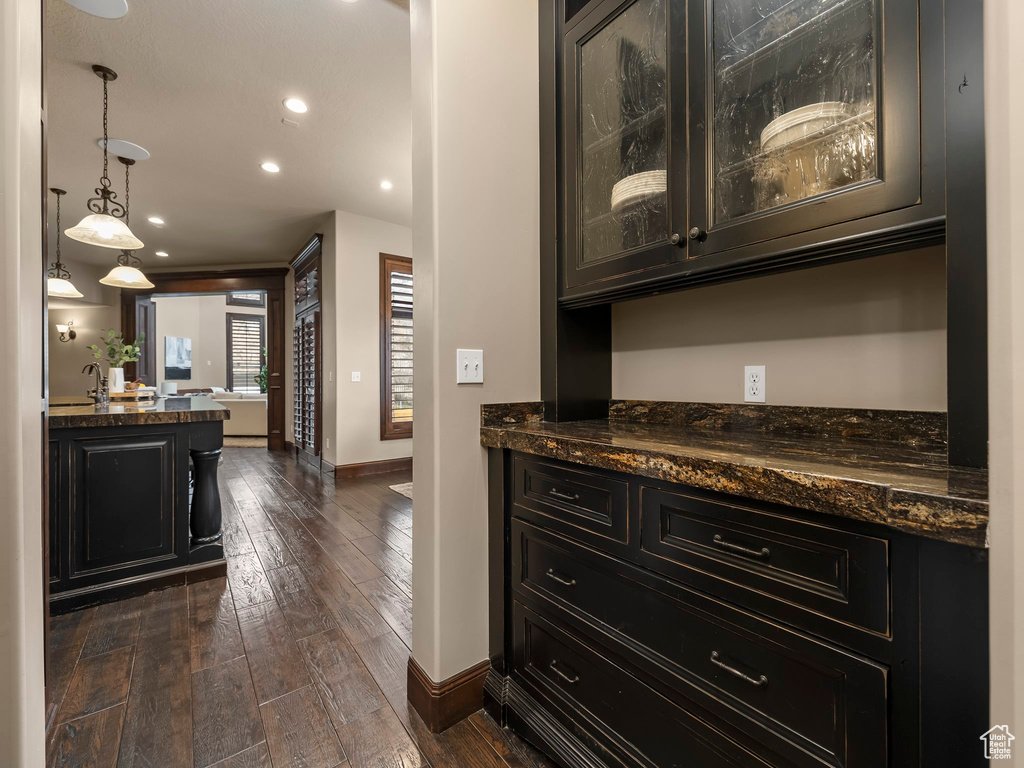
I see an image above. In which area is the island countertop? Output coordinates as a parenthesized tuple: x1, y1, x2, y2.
(481, 400, 988, 548)
(49, 396, 230, 429)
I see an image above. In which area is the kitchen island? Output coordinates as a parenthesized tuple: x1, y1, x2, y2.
(48, 397, 230, 612)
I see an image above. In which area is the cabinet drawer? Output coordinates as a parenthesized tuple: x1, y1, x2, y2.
(512, 601, 764, 768)
(514, 521, 888, 768)
(639, 487, 890, 637)
(513, 455, 628, 544)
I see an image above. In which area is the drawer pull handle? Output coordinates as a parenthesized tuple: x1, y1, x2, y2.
(545, 568, 577, 587)
(548, 488, 580, 503)
(710, 651, 768, 688)
(713, 534, 770, 560)
(549, 660, 580, 685)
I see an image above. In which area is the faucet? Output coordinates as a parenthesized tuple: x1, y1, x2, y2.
(82, 362, 102, 398)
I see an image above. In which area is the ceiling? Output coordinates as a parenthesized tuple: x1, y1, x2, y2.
(46, 0, 411, 268)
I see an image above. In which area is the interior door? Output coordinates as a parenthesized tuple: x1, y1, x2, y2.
(134, 296, 156, 385)
(687, 0, 922, 261)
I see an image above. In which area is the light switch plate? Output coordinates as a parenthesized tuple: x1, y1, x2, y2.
(351, 371, 361, 382)
(744, 365, 766, 403)
(457, 349, 484, 384)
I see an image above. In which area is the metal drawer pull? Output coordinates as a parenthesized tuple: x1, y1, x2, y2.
(545, 568, 577, 587)
(548, 488, 580, 503)
(710, 651, 768, 688)
(712, 534, 770, 560)
(549, 660, 580, 685)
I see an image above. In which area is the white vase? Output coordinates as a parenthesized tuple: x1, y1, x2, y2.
(109, 367, 125, 394)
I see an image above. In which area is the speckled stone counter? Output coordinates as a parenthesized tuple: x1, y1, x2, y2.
(481, 401, 988, 548)
(49, 396, 230, 430)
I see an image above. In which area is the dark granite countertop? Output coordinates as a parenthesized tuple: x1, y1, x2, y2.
(480, 401, 988, 548)
(50, 396, 230, 429)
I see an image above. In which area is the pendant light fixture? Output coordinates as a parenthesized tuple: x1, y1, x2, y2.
(65, 65, 144, 251)
(46, 188, 84, 299)
(99, 157, 154, 289)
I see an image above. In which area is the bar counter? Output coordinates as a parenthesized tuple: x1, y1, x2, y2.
(47, 396, 229, 611)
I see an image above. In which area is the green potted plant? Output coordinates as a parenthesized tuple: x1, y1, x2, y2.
(87, 329, 145, 394)
(255, 346, 268, 394)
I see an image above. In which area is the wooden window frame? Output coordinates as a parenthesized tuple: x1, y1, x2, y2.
(226, 312, 267, 393)
(380, 253, 413, 440)
(226, 291, 266, 308)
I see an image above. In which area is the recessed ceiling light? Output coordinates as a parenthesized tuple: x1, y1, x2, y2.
(155, 251, 169, 257)
(260, 161, 280, 173)
(147, 216, 165, 225)
(283, 98, 308, 114)
(340, 0, 359, 4)
(380, 180, 393, 190)
(64, 0, 128, 19)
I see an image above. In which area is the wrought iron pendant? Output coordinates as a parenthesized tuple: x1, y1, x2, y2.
(47, 188, 84, 299)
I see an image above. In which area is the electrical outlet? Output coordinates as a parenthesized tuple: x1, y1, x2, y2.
(351, 371, 361, 382)
(326, 438, 330, 449)
(456, 349, 484, 384)
(744, 365, 766, 403)
(328, 371, 332, 383)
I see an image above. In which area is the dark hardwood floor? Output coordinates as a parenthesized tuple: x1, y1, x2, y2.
(46, 447, 554, 768)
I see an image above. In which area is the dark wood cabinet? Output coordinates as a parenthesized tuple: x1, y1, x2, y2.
(556, 0, 947, 302)
(488, 450, 987, 768)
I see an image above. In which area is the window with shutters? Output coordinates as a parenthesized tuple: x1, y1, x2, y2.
(380, 253, 413, 440)
(226, 312, 267, 393)
(226, 291, 266, 308)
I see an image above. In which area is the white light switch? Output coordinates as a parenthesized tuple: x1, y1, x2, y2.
(351, 371, 361, 382)
(456, 349, 484, 384)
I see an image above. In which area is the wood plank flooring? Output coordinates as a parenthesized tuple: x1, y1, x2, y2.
(46, 448, 555, 768)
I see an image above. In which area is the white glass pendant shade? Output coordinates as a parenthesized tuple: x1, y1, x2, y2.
(99, 264, 155, 289)
(65, 213, 144, 250)
(47, 277, 84, 298)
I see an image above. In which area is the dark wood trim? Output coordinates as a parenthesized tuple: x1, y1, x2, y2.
(944, 0, 988, 467)
(121, 267, 288, 450)
(48, 558, 226, 616)
(225, 312, 267, 392)
(40, 0, 51, 724)
(334, 456, 412, 479)
(380, 253, 413, 440)
(407, 656, 490, 734)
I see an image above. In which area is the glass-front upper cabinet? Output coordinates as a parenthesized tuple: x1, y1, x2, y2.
(687, 0, 923, 260)
(562, 0, 686, 291)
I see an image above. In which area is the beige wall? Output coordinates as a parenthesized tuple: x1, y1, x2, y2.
(47, 257, 122, 397)
(152, 294, 266, 390)
(613, 246, 947, 410)
(329, 211, 413, 468)
(1, 0, 46, 760)
(986, 0, 1024, 731)
(410, 0, 540, 681)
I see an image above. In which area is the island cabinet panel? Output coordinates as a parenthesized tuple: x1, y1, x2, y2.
(49, 440, 61, 584)
(69, 434, 179, 577)
(556, 0, 946, 303)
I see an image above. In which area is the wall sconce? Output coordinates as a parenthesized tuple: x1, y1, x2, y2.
(56, 321, 77, 343)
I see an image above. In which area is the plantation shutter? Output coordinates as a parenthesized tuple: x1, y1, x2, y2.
(226, 313, 266, 394)
(380, 254, 413, 439)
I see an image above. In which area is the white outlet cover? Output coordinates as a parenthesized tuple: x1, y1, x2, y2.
(457, 349, 484, 384)
(351, 371, 361, 382)
(744, 365, 766, 403)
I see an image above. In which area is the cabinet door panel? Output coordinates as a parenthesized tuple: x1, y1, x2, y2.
(563, 0, 687, 290)
(70, 434, 177, 577)
(688, 0, 922, 259)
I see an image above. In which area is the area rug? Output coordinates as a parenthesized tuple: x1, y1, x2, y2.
(224, 437, 268, 448)
(389, 482, 413, 499)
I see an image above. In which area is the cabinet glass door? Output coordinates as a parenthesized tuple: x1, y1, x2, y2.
(688, 0, 921, 258)
(563, 0, 685, 291)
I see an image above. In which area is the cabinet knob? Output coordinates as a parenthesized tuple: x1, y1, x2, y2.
(669, 233, 682, 245)
(688, 227, 706, 242)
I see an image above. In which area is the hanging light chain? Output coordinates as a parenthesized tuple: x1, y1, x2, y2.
(48, 189, 71, 280)
(84, 66, 126, 219)
(101, 73, 110, 189)
(118, 157, 142, 269)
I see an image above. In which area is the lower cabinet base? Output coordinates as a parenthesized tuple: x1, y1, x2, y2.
(486, 671, 612, 768)
(48, 558, 226, 615)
